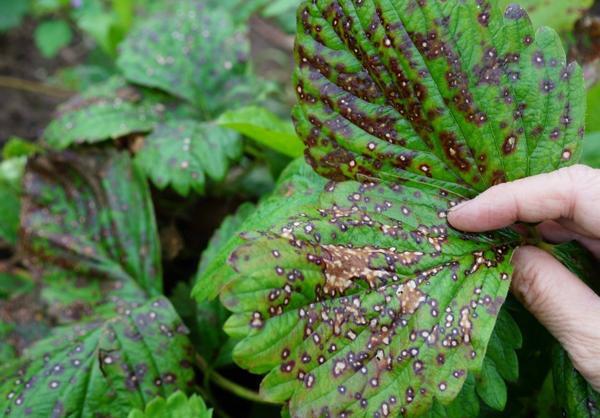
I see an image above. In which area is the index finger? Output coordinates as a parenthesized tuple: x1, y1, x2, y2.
(447, 165, 600, 236)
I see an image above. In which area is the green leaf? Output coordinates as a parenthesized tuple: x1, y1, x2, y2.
(293, 0, 585, 194)
(0, 158, 26, 246)
(128, 391, 212, 418)
(220, 177, 517, 416)
(217, 106, 305, 158)
(476, 357, 507, 411)
(498, 0, 593, 32)
(0, 273, 34, 300)
(117, 1, 250, 115)
(0, 297, 195, 418)
(193, 158, 327, 302)
(34, 20, 73, 58)
(553, 344, 600, 418)
(2, 137, 41, 160)
(0, 0, 29, 32)
(170, 282, 231, 367)
(135, 119, 242, 196)
(44, 77, 161, 149)
(485, 308, 522, 383)
(582, 132, 600, 168)
(20, 148, 163, 320)
(424, 375, 480, 418)
(198, 202, 257, 274)
(587, 83, 600, 133)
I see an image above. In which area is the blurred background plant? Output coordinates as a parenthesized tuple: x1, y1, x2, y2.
(0, 0, 599, 417)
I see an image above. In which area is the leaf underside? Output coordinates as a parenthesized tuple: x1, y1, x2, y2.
(292, 0, 584, 195)
(196, 0, 587, 416)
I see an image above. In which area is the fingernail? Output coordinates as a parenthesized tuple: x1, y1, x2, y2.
(449, 199, 472, 213)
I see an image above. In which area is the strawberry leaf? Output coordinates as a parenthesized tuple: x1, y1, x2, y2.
(44, 77, 162, 149)
(117, 1, 249, 115)
(553, 345, 600, 418)
(293, 0, 584, 193)
(0, 297, 195, 418)
(128, 391, 212, 418)
(135, 120, 242, 196)
(20, 148, 163, 321)
(221, 178, 517, 416)
(498, 0, 593, 31)
(193, 158, 327, 302)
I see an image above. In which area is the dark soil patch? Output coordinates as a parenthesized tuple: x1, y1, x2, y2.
(0, 18, 86, 145)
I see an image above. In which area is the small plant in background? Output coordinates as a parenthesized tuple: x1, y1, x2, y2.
(0, 0, 599, 417)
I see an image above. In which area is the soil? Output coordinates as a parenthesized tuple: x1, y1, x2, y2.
(0, 18, 86, 145)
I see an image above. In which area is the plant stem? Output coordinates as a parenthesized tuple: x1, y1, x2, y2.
(0, 75, 74, 99)
(195, 354, 276, 405)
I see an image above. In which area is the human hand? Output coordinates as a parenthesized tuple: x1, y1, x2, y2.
(447, 164, 600, 391)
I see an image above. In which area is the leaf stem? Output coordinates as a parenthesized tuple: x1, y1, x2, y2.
(195, 354, 277, 405)
(0, 75, 73, 99)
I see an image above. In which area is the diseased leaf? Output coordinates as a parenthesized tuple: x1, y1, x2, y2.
(20, 148, 163, 320)
(217, 106, 305, 158)
(135, 120, 242, 196)
(293, 0, 584, 194)
(44, 77, 161, 149)
(553, 344, 600, 418)
(193, 158, 327, 302)
(424, 375, 479, 418)
(0, 297, 195, 418)
(0, 291, 52, 364)
(117, 0, 249, 115)
(198, 202, 257, 275)
(221, 178, 517, 416)
(128, 391, 212, 418)
(498, 0, 593, 31)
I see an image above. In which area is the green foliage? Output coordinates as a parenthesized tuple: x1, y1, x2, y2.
(44, 77, 161, 148)
(34, 19, 73, 58)
(217, 106, 305, 158)
(293, 0, 584, 194)
(587, 83, 600, 133)
(0, 158, 26, 245)
(21, 149, 163, 320)
(193, 158, 327, 301)
(0, 297, 195, 418)
(553, 345, 600, 417)
(194, 0, 590, 416)
(117, 1, 249, 115)
(136, 120, 242, 196)
(71, 0, 135, 56)
(128, 391, 212, 418)
(497, 0, 593, 31)
(2, 138, 41, 160)
(0, 0, 30, 32)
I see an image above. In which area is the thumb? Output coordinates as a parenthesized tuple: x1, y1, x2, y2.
(511, 246, 600, 391)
